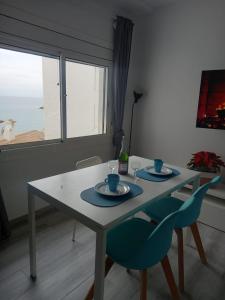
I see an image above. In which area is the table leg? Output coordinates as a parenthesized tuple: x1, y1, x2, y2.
(94, 230, 107, 300)
(185, 176, 200, 245)
(192, 176, 200, 193)
(28, 190, 37, 280)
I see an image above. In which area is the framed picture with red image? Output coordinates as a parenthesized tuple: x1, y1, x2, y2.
(196, 70, 225, 130)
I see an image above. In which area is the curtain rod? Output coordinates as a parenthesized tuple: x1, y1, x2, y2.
(113, 15, 134, 25)
(0, 13, 112, 51)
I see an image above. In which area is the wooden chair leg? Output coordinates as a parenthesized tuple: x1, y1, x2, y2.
(190, 222, 207, 265)
(85, 256, 114, 300)
(175, 228, 184, 292)
(161, 256, 180, 300)
(140, 269, 148, 300)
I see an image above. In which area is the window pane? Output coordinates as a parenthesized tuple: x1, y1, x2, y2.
(66, 60, 107, 138)
(0, 48, 60, 146)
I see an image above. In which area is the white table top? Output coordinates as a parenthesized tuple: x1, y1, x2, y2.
(28, 156, 200, 231)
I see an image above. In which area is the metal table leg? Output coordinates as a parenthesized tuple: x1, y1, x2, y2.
(94, 230, 107, 300)
(192, 176, 200, 193)
(28, 189, 37, 281)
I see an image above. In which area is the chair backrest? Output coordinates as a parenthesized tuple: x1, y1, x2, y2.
(177, 176, 221, 227)
(76, 156, 102, 170)
(135, 211, 179, 268)
(148, 211, 179, 262)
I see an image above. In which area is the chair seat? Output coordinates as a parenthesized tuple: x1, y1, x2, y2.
(144, 197, 184, 225)
(107, 218, 158, 270)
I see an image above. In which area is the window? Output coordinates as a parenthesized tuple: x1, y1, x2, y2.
(0, 48, 61, 146)
(66, 60, 107, 138)
(0, 46, 108, 148)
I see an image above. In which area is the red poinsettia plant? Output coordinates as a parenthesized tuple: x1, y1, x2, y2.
(187, 151, 225, 173)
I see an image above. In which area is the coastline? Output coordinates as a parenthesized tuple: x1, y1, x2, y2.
(0, 130, 44, 146)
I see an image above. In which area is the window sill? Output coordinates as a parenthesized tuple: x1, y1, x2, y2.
(0, 132, 112, 152)
(0, 133, 113, 162)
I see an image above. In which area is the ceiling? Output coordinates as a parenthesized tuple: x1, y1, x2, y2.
(110, 0, 178, 14)
(68, 0, 178, 15)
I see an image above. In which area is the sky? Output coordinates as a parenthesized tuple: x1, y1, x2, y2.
(0, 48, 43, 98)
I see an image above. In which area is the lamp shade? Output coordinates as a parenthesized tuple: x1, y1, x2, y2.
(133, 91, 143, 103)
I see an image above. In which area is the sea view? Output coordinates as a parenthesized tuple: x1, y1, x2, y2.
(0, 96, 44, 134)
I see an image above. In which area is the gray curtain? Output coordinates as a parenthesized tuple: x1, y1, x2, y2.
(0, 188, 10, 240)
(112, 16, 134, 158)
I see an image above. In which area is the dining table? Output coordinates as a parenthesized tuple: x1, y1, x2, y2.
(27, 155, 200, 300)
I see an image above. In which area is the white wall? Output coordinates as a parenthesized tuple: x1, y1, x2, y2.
(0, 135, 114, 220)
(123, 20, 147, 150)
(132, 0, 225, 166)
(0, 0, 139, 220)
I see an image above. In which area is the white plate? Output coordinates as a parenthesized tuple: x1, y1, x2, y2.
(94, 181, 130, 197)
(145, 166, 173, 176)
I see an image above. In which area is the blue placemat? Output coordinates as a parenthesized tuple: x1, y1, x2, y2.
(80, 181, 143, 207)
(136, 167, 180, 182)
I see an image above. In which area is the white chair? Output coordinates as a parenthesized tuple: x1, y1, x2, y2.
(76, 156, 102, 170)
(72, 156, 103, 242)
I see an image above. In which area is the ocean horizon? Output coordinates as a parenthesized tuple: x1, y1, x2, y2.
(0, 96, 44, 134)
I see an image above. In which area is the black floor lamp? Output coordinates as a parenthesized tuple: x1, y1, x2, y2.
(128, 90, 143, 155)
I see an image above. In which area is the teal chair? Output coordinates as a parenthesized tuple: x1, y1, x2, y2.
(143, 176, 221, 292)
(85, 212, 180, 300)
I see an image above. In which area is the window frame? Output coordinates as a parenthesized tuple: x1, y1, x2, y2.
(0, 43, 111, 151)
(63, 56, 109, 141)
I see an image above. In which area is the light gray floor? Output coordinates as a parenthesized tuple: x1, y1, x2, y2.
(0, 209, 224, 300)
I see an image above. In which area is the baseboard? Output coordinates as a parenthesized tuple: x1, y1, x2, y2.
(9, 205, 57, 229)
